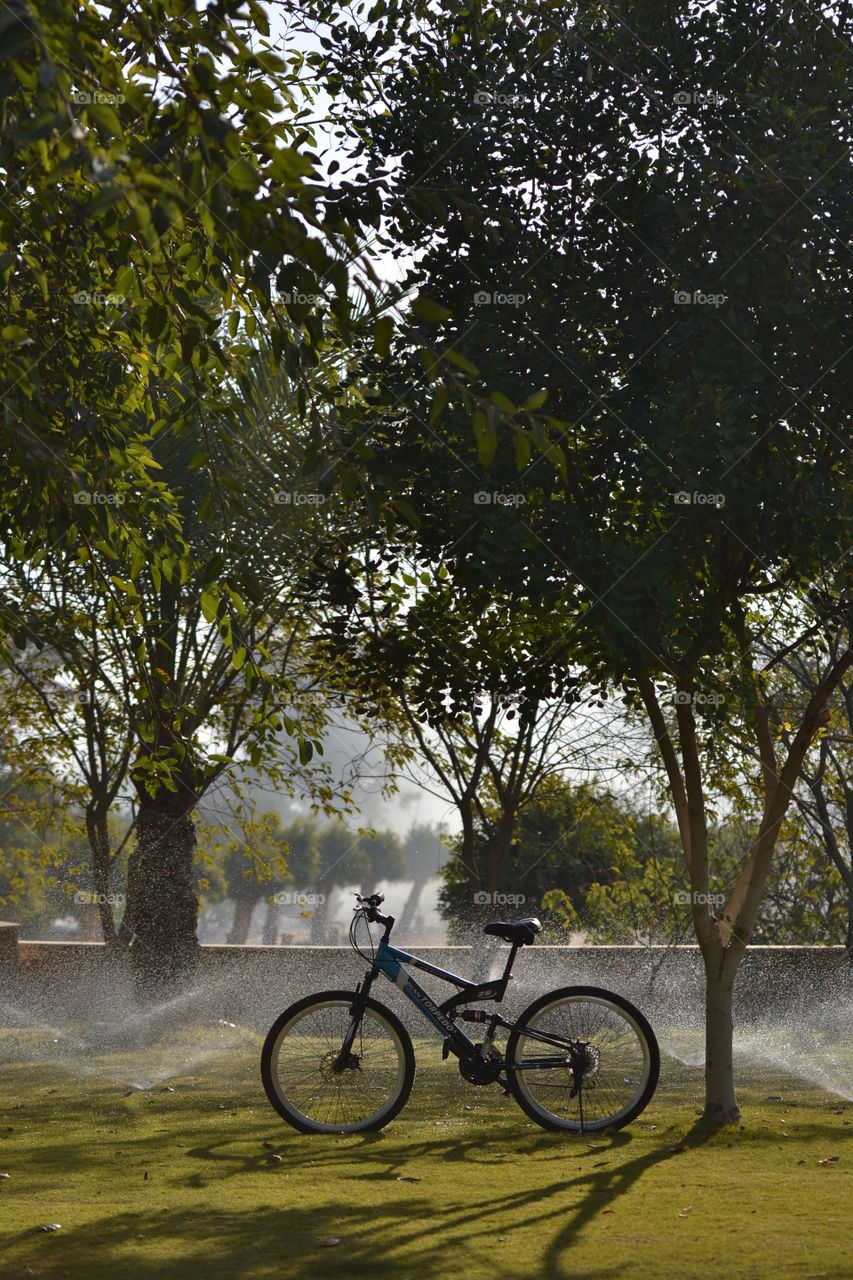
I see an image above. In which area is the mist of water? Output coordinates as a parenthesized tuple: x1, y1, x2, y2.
(2, 937, 851, 1101)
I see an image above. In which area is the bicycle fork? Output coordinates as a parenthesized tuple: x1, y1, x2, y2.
(331, 972, 376, 1073)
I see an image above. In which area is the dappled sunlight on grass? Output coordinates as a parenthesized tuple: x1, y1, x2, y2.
(1, 1027, 852, 1279)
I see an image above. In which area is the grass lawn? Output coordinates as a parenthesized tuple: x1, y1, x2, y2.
(0, 1024, 851, 1279)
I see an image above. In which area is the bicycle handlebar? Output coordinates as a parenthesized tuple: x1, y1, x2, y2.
(354, 892, 393, 930)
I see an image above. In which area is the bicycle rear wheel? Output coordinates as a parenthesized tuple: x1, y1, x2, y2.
(261, 989, 415, 1134)
(506, 986, 659, 1133)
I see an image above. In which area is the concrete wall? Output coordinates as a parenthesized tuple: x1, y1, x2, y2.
(3, 939, 852, 1034)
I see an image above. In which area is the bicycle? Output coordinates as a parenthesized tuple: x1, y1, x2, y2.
(261, 893, 660, 1135)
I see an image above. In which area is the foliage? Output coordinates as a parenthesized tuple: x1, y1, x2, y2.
(0, 0, 378, 592)
(305, 0, 853, 1117)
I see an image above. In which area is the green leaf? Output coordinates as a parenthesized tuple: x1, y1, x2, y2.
(146, 302, 168, 340)
(130, 544, 146, 580)
(200, 589, 218, 623)
(228, 158, 261, 193)
(374, 315, 393, 358)
(443, 349, 479, 378)
(522, 389, 548, 411)
(429, 383, 449, 426)
(490, 390, 516, 413)
(411, 296, 452, 324)
(512, 430, 532, 468)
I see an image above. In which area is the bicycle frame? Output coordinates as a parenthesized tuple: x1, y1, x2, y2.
(343, 931, 577, 1073)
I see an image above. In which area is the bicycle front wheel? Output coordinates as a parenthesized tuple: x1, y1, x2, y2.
(506, 986, 659, 1133)
(261, 989, 415, 1134)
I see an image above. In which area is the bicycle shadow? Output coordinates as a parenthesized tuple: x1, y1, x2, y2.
(182, 1117, 717, 1280)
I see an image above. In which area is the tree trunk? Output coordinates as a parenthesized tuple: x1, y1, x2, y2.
(86, 806, 120, 954)
(487, 810, 515, 898)
(397, 873, 430, 937)
(702, 953, 740, 1124)
(121, 789, 199, 997)
(226, 896, 257, 944)
(262, 899, 281, 945)
(460, 805, 481, 905)
(77, 902, 102, 942)
(309, 882, 334, 942)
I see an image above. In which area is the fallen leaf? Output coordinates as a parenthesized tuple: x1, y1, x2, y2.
(818, 1156, 840, 1166)
(678, 1207, 693, 1218)
(319, 1238, 341, 1248)
(397, 1176, 421, 1182)
(268, 1154, 283, 1164)
(39, 1223, 61, 1232)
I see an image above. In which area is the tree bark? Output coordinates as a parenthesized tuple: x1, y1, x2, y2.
(487, 810, 516, 898)
(121, 788, 200, 997)
(397, 872, 430, 937)
(226, 896, 257, 945)
(701, 948, 740, 1124)
(262, 899, 281, 945)
(309, 880, 334, 942)
(87, 808, 119, 953)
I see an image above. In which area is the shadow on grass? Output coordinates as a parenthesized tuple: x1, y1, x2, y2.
(0, 1125, 713, 1280)
(3, 1114, 851, 1280)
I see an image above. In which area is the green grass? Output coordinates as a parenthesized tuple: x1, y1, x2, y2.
(0, 1026, 852, 1279)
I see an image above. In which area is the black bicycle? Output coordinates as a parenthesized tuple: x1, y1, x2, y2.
(261, 893, 660, 1135)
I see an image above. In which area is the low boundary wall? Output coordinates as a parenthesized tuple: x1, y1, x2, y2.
(3, 938, 852, 1034)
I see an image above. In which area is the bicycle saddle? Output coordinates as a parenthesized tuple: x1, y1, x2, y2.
(483, 918, 542, 946)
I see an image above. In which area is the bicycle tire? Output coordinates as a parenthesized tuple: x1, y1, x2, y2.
(506, 985, 659, 1133)
(261, 989, 416, 1134)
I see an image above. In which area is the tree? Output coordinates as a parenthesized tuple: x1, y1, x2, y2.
(309, 0, 853, 1123)
(0, 379, 381, 988)
(396, 823, 445, 936)
(439, 775, 674, 939)
(307, 822, 407, 942)
(319, 550, 598, 917)
(0, 0, 374, 617)
(764, 615, 853, 951)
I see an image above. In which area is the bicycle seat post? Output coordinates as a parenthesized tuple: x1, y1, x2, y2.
(495, 940, 520, 1000)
